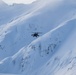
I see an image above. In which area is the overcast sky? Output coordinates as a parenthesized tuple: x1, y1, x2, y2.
(2, 0, 36, 5)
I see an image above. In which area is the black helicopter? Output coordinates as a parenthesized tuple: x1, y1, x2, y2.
(31, 32, 42, 37)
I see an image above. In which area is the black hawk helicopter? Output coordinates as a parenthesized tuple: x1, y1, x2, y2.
(31, 32, 42, 37)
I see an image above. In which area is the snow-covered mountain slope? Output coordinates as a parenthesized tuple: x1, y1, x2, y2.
(0, 0, 76, 75)
(0, 17, 76, 75)
(0, 0, 36, 25)
(31, 20, 76, 75)
(0, 0, 76, 60)
(30, 19, 76, 75)
(0, 74, 18, 75)
(0, 0, 40, 59)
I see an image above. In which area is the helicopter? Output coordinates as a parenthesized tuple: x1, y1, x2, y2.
(31, 32, 42, 37)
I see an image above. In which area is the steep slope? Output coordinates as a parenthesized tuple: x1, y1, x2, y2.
(31, 19, 76, 75)
(0, 0, 76, 75)
(0, 0, 7, 7)
(0, 18, 76, 75)
(0, 0, 76, 60)
(0, 0, 35, 25)
(0, 74, 18, 75)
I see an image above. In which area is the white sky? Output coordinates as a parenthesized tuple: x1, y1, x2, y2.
(2, 0, 36, 5)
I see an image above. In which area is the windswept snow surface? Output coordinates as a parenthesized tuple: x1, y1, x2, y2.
(0, 0, 76, 59)
(0, 18, 76, 75)
(0, 0, 36, 25)
(0, 0, 76, 75)
(0, 74, 19, 75)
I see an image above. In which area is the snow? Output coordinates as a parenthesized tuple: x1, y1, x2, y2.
(0, 0, 76, 75)
(0, 0, 76, 60)
(0, 74, 19, 75)
(30, 18, 76, 75)
(0, 18, 76, 75)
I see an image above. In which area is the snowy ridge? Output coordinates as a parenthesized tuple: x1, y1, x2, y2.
(0, 0, 36, 25)
(0, 0, 76, 75)
(32, 20, 76, 75)
(0, 0, 76, 60)
(0, 18, 76, 75)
